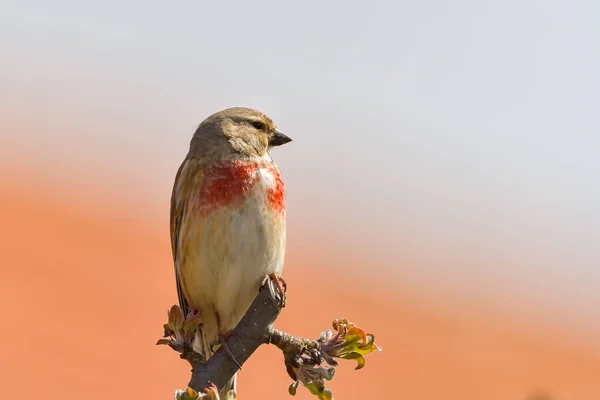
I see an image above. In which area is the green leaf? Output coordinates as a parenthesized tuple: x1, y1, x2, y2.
(289, 381, 299, 396)
(183, 317, 201, 337)
(174, 387, 199, 400)
(168, 305, 184, 330)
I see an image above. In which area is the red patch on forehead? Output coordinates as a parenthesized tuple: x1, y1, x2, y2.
(255, 110, 273, 125)
(256, 110, 268, 119)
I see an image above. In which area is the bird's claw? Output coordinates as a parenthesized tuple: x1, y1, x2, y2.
(262, 273, 287, 308)
(211, 330, 243, 370)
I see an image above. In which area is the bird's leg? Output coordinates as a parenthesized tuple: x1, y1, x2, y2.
(186, 307, 202, 323)
(264, 272, 287, 308)
(215, 313, 242, 370)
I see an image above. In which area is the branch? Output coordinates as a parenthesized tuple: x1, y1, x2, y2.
(187, 278, 283, 391)
(158, 277, 381, 399)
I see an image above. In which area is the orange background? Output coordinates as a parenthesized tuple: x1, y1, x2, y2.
(2, 2, 600, 398)
(1, 167, 599, 400)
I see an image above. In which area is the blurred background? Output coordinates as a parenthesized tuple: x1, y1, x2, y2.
(1, 1, 599, 399)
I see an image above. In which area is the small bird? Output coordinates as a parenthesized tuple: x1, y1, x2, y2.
(170, 107, 292, 394)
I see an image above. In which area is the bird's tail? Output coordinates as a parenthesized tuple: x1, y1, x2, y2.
(193, 319, 237, 398)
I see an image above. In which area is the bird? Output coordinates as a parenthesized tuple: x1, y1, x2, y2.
(169, 107, 292, 395)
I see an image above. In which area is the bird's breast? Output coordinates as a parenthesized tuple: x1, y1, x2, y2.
(196, 160, 285, 216)
(179, 158, 286, 331)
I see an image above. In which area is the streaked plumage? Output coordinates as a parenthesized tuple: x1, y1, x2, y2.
(170, 107, 291, 394)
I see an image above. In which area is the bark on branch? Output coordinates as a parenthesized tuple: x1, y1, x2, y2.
(186, 278, 305, 391)
(160, 277, 380, 399)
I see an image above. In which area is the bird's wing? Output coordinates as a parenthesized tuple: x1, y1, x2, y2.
(170, 157, 196, 316)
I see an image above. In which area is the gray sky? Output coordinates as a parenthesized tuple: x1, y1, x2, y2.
(2, 0, 599, 338)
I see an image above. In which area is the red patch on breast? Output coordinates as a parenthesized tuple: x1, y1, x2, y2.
(197, 161, 286, 216)
(199, 161, 259, 215)
(265, 164, 286, 214)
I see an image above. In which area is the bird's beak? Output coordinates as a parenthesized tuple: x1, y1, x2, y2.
(269, 128, 292, 147)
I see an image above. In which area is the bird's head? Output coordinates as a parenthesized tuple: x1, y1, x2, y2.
(189, 107, 292, 159)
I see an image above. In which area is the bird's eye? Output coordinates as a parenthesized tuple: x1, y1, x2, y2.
(251, 121, 265, 130)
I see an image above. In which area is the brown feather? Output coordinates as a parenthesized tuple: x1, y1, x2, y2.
(169, 107, 291, 396)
